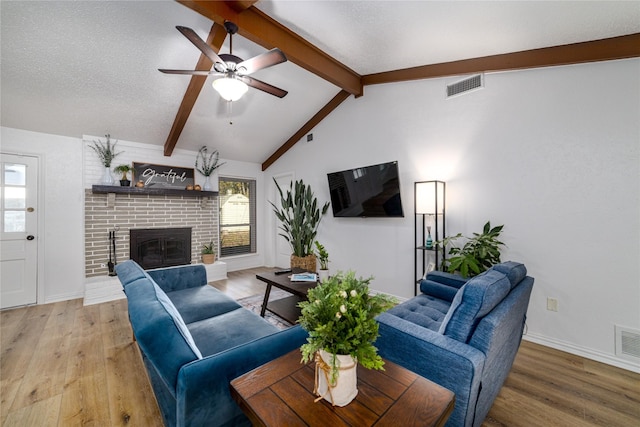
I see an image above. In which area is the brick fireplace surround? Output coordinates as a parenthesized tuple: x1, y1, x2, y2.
(83, 189, 226, 304)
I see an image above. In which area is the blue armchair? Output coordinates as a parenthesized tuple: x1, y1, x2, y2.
(376, 262, 534, 427)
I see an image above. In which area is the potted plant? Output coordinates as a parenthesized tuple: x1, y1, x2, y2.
(437, 221, 505, 278)
(298, 271, 396, 406)
(113, 164, 133, 187)
(90, 134, 122, 185)
(314, 241, 330, 281)
(201, 241, 216, 264)
(195, 146, 225, 191)
(270, 179, 330, 271)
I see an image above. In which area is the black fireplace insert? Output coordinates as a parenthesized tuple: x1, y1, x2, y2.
(130, 227, 192, 269)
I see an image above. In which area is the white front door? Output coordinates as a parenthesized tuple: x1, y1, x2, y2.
(274, 174, 293, 268)
(0, 153, 38, 309)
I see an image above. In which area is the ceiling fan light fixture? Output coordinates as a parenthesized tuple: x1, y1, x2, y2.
(212, 77, 248, 101)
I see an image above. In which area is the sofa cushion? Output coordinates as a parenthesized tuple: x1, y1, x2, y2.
(386, 294, 451, 332)
(166, 286, 242, 324)
(147, 264, 208, 293)
(188, 308, 280, 357)
(491, 261, 527, 289)
(438, 270, 511, 343)
(152, 282, 203, 359)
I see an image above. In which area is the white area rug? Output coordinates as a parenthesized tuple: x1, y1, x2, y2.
(237, 288, 294, 330)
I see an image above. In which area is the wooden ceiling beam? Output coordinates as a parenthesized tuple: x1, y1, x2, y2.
(163, 23, 227, 156)
(262, 90, 351, 171)
(363, 33, 640, 86)
(176, 0, 363, 96)
(224, 1, 258, 13)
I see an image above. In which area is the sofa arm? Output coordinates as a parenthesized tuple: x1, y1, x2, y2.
(147, 264, 208, 293)
(175, 325, 308, 427)
(426, 270, 468, 289)
(376, 312, 484, 427)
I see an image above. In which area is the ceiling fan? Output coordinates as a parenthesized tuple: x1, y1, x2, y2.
(159, 22, 288, 101)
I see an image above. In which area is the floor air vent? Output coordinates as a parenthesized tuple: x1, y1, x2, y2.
(615, 325, 640, 361)
(447, 74, 483, 98)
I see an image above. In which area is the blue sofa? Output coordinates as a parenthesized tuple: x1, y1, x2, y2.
(115, 260, 307, 427)
(376, 261, 534, 427)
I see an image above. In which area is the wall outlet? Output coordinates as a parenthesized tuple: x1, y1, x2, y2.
(100, 263, 106, 268)
(547, 297, 559, 312)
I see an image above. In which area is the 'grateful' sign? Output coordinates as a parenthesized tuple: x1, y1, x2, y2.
(132, 162, 195, 189)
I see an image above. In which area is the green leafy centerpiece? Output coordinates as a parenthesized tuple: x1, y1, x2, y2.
(298, 271, 396, 406)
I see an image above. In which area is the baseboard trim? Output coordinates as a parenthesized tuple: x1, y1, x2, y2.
(523, 332, 640, 374)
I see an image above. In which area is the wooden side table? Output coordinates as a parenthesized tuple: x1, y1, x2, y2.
(230, 350, 455, 427)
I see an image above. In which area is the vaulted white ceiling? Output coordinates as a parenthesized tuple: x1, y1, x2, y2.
(2, 1, 639, 165)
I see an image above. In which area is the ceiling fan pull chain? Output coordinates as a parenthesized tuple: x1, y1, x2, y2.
(227, 100, 233, 125)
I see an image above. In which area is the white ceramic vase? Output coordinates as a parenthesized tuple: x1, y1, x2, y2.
(102, 166, 114, 185)
(315, 349, 358, 406)
(318, 269, 330, 282)
(203, 175, 212, 191)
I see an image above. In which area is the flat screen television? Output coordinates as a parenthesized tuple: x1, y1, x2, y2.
(327, 161, 404, 218)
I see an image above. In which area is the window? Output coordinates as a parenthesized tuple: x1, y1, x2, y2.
(2, 163, 27, 233)
(219, 177, 256, 256)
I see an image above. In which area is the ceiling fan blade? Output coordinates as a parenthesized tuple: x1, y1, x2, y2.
(158, 69, 219, 75)
(239, 76, 288, 98)
(236, 48, 287, 75)
(176, 26, 227, 72)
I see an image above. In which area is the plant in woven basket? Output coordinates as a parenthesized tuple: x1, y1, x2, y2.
(270, 179, 329, 260)
(298, 271, 396, 383)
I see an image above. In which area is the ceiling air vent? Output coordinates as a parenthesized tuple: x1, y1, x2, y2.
(446, 74, 483, 98)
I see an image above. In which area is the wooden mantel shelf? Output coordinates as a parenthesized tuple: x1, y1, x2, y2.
(91, 185, 218, 198)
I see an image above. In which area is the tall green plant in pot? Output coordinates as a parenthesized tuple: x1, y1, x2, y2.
(437, 221, 505, 278)
(270, 179, 330, 271)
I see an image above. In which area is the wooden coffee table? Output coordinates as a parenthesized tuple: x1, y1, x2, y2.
(256, 270, 317, 324)
(230, 350, 455, 427)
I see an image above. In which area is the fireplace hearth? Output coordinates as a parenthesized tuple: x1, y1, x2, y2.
(130, 227, 192, 270)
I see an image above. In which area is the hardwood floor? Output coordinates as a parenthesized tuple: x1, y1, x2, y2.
(1, 267, 638, 426)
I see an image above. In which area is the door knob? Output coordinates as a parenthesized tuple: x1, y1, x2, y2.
(26, 235, 35, 240)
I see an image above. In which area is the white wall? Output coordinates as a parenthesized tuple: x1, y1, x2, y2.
(264, 58, 640, 370)
(1, 127, 85, 303)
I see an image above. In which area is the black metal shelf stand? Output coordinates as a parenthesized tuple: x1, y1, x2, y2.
(414, 181, 446, 296)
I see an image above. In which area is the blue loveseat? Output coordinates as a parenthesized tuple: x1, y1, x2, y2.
(115, 260, 307, 427)
(376, 261, 534, 427)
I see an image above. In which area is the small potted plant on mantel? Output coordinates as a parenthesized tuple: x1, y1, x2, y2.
(201, 241, 216, 264)
(113, 164, 133, 187)
(298, 272, 396, 407)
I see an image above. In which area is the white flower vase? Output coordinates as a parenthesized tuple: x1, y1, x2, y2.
(318, 269, 330, 282)
(315, 349, 358, 406)
(203, 175, 212, 191)
(102, 167, 114, 185)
